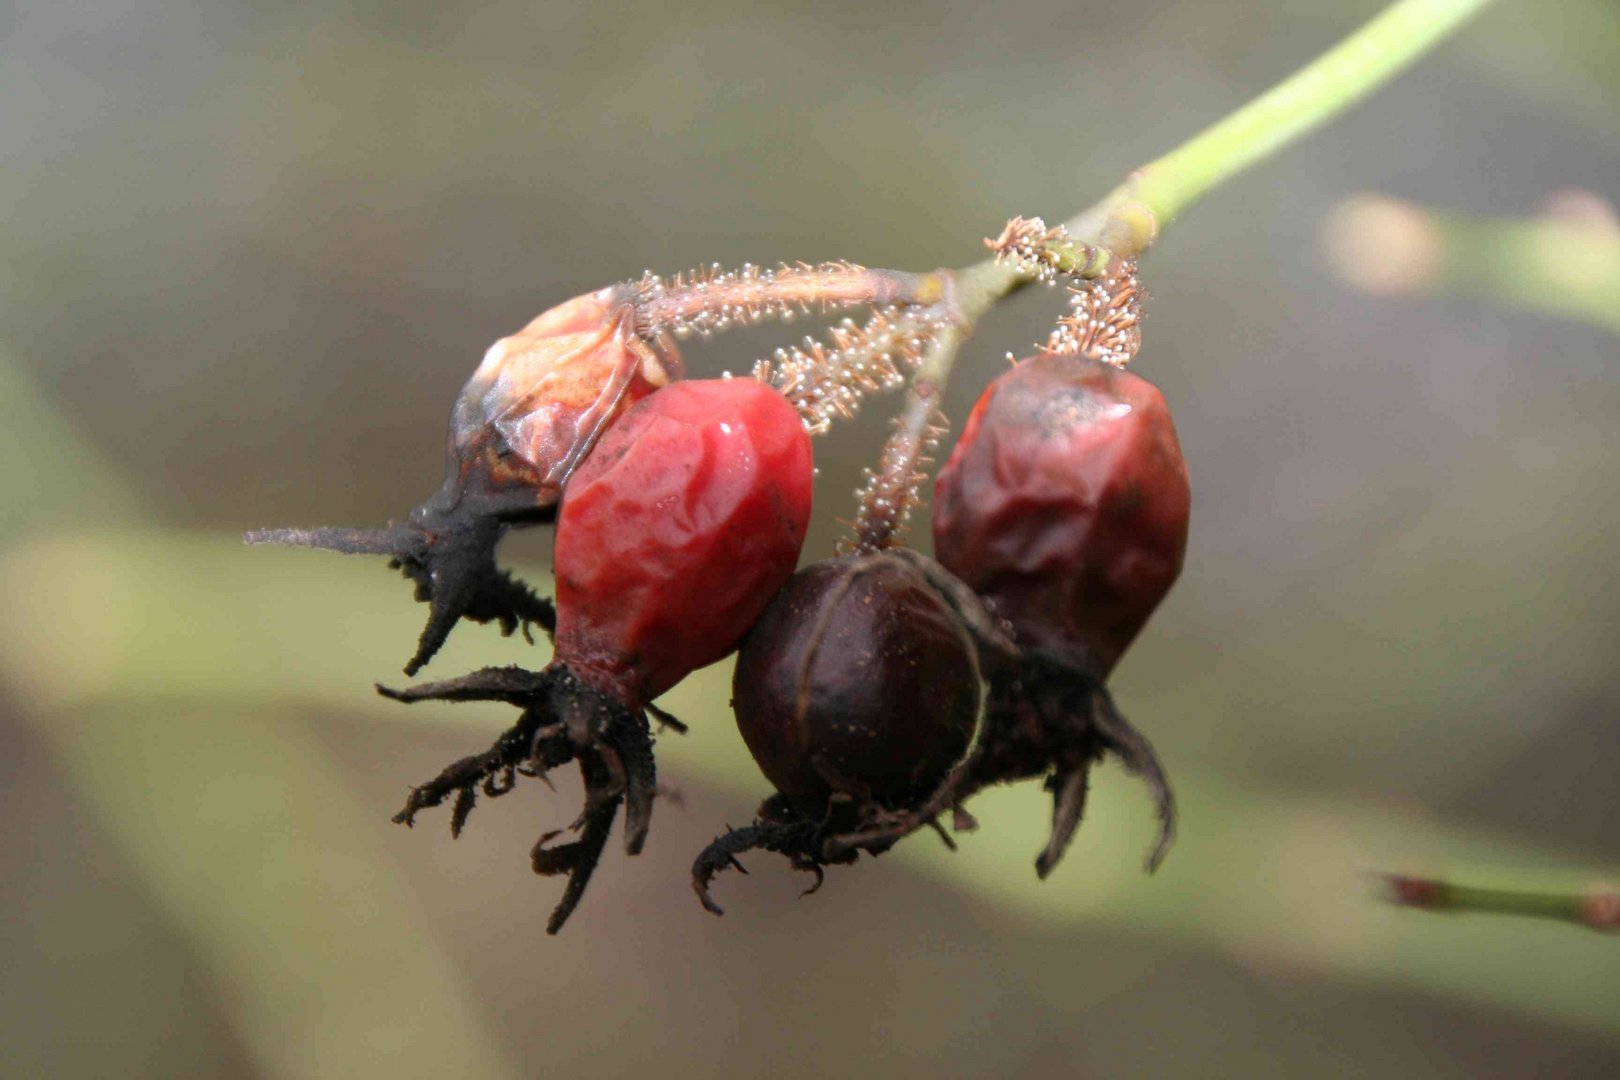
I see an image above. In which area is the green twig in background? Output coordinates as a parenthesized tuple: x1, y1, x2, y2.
(1385, 875, 1620, 932)
(0, 357, 521, 1080)
(1322, 192, 1620, 334)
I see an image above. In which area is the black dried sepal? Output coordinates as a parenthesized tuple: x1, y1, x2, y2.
(972, 654, 1176, 876)
(690, 736, 984, 918)
(380, 663, 670, 934)
(692, 794, 855, 916)
(246, 505, 555, 675)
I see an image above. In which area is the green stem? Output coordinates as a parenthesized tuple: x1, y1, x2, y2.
(1127, 0, 1498, 234)
(969, 0, 1498, 322)
(1324, 195, 1620, 335)
(1385, 876, 1620, 932)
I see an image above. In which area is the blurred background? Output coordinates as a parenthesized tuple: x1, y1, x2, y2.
(3, 1, 1618, 1076)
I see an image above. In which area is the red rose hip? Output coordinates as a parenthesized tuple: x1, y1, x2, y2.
(933, 354, 1188, 876)
(555, 376, 815, 704)
(933, 353, 1190, 677)
(383, 377, 813, 932)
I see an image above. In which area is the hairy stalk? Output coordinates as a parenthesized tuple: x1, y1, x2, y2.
(1043, 263, 1145, 365)
(988, 216, 1117, 283)
(843, 383, 950, 552)
(758, 303, 954, 434)
(631, 262, 946, 340)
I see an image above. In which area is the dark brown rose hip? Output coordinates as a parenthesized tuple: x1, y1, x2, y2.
(733, 553, 980, 809)
(694, 549, 1003, 914)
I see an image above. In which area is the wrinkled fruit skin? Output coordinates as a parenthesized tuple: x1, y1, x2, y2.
(732, 552, 980, 809)
(933, 354, 1190, 677)
(554, 378, 814, 705)
(438, 285, 682, 518)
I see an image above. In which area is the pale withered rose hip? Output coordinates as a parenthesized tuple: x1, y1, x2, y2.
(249, 285, 682, 675)
(446, 285, 680, 513)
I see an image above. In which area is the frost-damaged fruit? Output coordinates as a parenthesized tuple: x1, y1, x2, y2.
(692, 548, 1015, 914)
(932, 353, 1190, 876)
(384, 377, 812, 933)
(246, 286, 682, 675)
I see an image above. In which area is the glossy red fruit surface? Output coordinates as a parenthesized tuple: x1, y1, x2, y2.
(933, 354, 1190, 677)
(554, 377, 813, 705)
(732, 552, 980, 808)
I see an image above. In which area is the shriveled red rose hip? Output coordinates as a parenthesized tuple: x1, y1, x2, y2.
(554, 376, 816, 703)
(933, 354, 1189, 876)
(384, 377, 812, 933)
(933, 353, 1189, 677)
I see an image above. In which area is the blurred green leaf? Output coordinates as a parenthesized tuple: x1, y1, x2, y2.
(21, 699, 519, 1080)
(0, 353, 518, 1079)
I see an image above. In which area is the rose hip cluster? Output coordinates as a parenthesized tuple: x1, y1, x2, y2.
(253, 255, 1187, 932)
(697, 350, 1188, 910)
